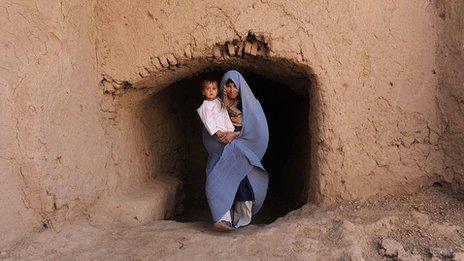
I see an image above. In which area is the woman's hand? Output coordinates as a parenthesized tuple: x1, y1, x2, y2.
(230, 116, 241, 125)
(219, 131, 240, 144)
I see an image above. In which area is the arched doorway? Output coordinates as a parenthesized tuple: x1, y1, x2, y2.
(138, 63, 313, 223)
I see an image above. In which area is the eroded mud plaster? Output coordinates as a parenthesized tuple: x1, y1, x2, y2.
(1, 0, 462, 249)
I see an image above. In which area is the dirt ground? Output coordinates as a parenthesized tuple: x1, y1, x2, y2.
(2, 184, 463, 260)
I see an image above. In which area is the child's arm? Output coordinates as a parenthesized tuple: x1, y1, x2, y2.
(197, 104, 220, 136)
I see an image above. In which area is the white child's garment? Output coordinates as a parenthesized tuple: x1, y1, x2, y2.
(197, 98, 235, 135)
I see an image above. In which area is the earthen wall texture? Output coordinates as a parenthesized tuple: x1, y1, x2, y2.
(436, 1, 464, 190)
(1, 0, 463, 248)
(97, 0, 444, 202)
(0, 0, 112, 247)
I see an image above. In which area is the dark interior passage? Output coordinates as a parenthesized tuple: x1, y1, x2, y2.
(153, 69, 310, 224)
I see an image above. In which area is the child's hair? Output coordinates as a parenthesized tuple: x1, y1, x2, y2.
(202, 79, 218, 90)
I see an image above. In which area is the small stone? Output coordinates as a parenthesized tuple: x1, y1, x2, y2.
(0, 251, 7, 256)
(227, 42, 235, 56)
(166, 53, 177, 66)
(158, 55, 170, 67)
(454, 252, 464, 261)
(380, 238, 405, 257)
(429, 247, 453, 259)
(398, 251, 422, 261)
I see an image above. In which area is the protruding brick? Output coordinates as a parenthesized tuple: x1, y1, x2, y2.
(158, 55, 170, 67)
(139, 67, 150, 78)
(184, 45, 192, 58)
(102, 80, 115, 93)
(112, 79, 124, 89)
(237, 42, 244, 57)
(150, 57, 163, 69)
(244, 41, 252, 54)
(227, 42, 235, 56)
(166, 53, 177, 66)
(257, 44, 267, 56)
(250, 42, 258, 56)
(213, 46, 222, 59)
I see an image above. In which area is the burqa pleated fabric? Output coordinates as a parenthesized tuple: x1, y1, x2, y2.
(202, 70, 269, 222)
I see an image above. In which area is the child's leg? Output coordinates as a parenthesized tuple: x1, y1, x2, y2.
(219, 210, 232, 222)
(232, 201, 252, 228)
(232, 176, 255, 228)
(214, 210, 234, 231)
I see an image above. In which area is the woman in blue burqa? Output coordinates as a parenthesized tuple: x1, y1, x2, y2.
(202, 70, 269, 231)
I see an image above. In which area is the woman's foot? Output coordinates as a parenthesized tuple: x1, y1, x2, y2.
(214, 220, 235, 231)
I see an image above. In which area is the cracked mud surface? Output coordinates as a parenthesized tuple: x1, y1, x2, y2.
(3, 185, 464, 260)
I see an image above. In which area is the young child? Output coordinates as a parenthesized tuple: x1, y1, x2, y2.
(197, 79, 235, 138)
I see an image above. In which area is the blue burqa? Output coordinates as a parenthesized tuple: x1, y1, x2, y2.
(202, 70, 269, 222)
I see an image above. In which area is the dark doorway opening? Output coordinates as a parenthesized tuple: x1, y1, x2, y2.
(154, 69, 310, 224)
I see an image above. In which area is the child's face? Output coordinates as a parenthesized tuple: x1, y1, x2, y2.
(225, 83, 239, 99)
(202, 83, 218, 100)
